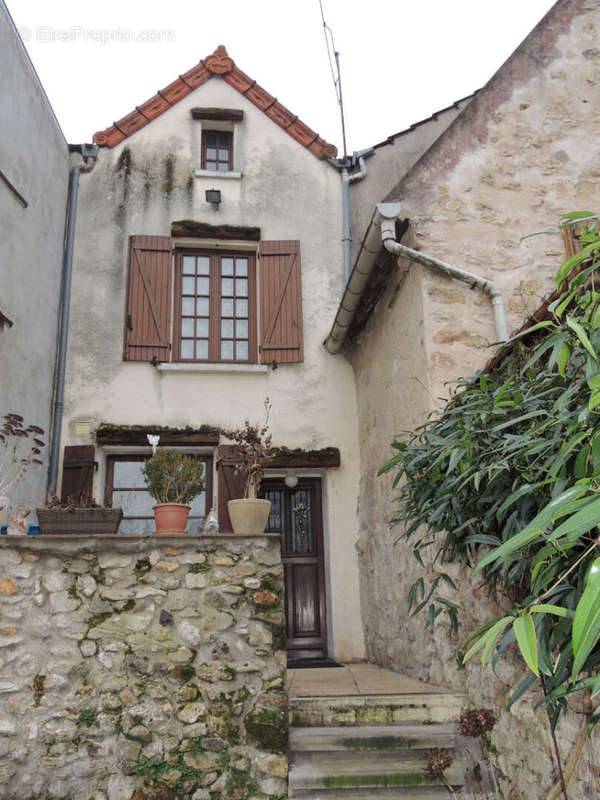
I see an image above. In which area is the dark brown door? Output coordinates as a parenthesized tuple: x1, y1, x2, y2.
(261, 478, 328, 660)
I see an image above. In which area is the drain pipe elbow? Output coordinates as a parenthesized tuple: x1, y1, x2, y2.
(380, 216, 508, 343)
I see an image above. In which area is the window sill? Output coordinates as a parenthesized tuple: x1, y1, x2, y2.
(157, 363, 268, 374)
(194, 169, 242, 180)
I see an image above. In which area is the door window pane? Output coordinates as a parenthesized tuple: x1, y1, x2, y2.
(236, 319, 248, 338)
(197, 277, 210, 296)
(236, 341, 248, 360)
(197, 297, 209, 315)
(236, 299, 248, 317)
(221, 319, 234, 338)
(182, 297, 195, 316)
(222, 258, 234, 276)
(196, 319, 209, 337)
(197, 257, 210, 275)
(182, 276, 195, 294)
(182, 256, 195, 274)
(235, 259, 248, 277)
(196, 340, 209, 359)
(221, 278, 234, 296)
(236, 278, 248, 297)
(181, 340, 194, 359)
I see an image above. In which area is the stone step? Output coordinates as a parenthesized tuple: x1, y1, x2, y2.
(289, 692, 464, 727)
(288, 751, 466, 792)
(289, 789, 451, 799)
(290, 723, 459, 752)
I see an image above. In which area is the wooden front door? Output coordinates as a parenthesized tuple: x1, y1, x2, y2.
(261, 478, 328, 660)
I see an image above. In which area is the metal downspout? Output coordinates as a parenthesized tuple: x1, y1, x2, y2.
(379, 215, 508, 343)
(342, 153, 369, 285)
(47, 146, 98, 496)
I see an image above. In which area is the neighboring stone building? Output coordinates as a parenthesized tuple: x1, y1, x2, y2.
(0, 0, 70, 515)
(329, 0, 600, 796)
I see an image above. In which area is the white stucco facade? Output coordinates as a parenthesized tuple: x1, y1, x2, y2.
(63, 69, 365, 662)
(0, 1, 70, 517)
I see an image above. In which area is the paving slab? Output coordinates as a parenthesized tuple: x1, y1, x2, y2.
(288, 662, 446, 699)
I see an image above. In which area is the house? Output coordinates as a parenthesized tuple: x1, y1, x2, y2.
(326, 0, 600, 795)
(0, 0, 70, 519)
(59, 45, 367, 665)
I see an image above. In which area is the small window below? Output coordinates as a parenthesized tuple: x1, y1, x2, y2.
(105, 453, 213, 534)
(201, 130, 233, 172)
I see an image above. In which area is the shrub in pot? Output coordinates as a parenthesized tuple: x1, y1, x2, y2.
(221, 399, 273, 535)
(142, 450, 205, 534)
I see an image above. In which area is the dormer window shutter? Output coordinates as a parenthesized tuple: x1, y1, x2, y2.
(124, 235, 173, 362)
(258, 240, 303, 364)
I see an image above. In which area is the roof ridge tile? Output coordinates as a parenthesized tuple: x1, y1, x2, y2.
(92, 45, 337, 159)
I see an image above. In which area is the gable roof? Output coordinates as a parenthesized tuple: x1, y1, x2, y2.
(93, 45, 337, 160)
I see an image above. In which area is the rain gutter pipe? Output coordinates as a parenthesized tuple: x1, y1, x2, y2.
(47, 144, 99, 496)
(324, 202, 508, 354)
(340, 149, 372, 285)
(380, 213, 508, 343)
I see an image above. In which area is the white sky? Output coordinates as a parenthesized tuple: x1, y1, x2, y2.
(8, 0, 557, 153)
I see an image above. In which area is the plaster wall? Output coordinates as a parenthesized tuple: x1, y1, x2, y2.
(64, 75, 365, 662)
(0, 2, 69, 514)
(349, 96, 473, 266)
(350, 1, 600, 796)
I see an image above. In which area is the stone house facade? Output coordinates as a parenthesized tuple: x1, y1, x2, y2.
(60, 45, 366, 665)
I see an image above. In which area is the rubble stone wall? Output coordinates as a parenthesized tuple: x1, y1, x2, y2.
(0, 534, 287, 800)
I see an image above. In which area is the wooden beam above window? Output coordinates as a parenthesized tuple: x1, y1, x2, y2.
(171, 220, 261, 241)
(96, 423, 220, 446)
(191, 107, 244, 122)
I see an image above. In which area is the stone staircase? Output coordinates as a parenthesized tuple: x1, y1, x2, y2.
(288, 691, 492, 798)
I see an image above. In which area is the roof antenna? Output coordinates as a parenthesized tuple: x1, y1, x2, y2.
(318, 0, 348, 161)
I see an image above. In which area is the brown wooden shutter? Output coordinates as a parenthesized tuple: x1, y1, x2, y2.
(60, 445, 95, 505)
(258, 240, 303, 364)
(124, 235, 173, 362)
(217, 445, 246, 532)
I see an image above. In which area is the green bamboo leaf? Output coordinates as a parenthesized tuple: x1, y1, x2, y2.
(507, 673, 538, 708)
(559, 212, 597, 223)
(474, 485, 588, 574)
(546, 495, 600, 544)
(592, 672, 600, 699)
(572, 557, 600, 680)
(589, 389, 600, 411)
(462, 616, 514, 664)
(529, 604, 573, 618)
(481, 617, 514, 665)
(557, 342, 571, 377)
(566, 316, 598, 362)
(513, 614, 539, 676)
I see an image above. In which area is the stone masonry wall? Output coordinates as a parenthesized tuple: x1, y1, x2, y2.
(0, 534, 287, 800)
(349, 3, 600, 797)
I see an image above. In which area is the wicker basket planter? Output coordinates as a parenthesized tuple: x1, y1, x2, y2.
(36, 508, 123, 535)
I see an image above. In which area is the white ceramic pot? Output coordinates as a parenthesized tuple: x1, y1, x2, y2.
(0, 496, 9, 529)
(227, 498, 271, 535)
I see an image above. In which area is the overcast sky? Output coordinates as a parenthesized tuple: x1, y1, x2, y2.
(8, 0, 557, 153)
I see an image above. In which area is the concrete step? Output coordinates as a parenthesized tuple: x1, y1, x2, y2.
(289, 692, 464, 727)
(290, 723, 459, 752)
(288, 750, 466, 792)
(288, 789, 451, 799)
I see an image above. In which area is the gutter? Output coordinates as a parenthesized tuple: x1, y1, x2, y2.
(324, 202, 508, 354)
(47, 144, 99, 496)
(380, 214, 508, 343)
(341, 150, 372, 284)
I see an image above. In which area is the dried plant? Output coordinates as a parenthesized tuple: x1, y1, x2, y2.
(42, 493, 102, 511)
(221, 398, 273, 498)
(0, 414, 45, 497)
(424, 748, 453, 780)
(458, 708, 497, 738)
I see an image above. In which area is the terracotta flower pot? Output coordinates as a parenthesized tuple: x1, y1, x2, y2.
(153, 503, 191, 534)
(227, 498, 271, 535)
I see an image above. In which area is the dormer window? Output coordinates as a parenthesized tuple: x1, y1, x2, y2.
(201, 131, 233, 172)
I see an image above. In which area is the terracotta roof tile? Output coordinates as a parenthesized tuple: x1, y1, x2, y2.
(93, 45, 337, 159)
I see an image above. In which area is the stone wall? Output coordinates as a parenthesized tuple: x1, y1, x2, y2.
(348, 2, 600, 797)
(0, 534, 287, 800)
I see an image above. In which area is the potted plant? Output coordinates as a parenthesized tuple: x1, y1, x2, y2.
(37, 494, 123, 535)
(0, 413, 45, 528)
(221, 398, 273, 535)
(142, 449, 205, 534)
